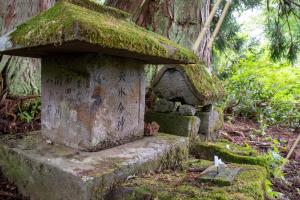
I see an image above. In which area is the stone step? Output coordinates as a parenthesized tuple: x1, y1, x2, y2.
(0, 132, 188, 200)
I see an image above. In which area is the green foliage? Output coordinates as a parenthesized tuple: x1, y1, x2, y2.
(212, 0, 300, 63)
(265, 0, 300, 63)
(264, 179, 281, 199)
(211, 0, 261, 53)
(18, 100, 41, 123)
(220, 52, 300, 128)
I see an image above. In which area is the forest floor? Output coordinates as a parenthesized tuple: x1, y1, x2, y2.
(0, 94, 299, 200)
(220, 118, 300, 200)
(1, 119, 299, 199)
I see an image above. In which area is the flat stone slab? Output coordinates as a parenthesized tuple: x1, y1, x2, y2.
(0, 132, 188, 200)
(198, 165, 241, 186)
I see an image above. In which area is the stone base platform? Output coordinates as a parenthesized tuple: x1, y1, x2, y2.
(0, 132, 188, 200)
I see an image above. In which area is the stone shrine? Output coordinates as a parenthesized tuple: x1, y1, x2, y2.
(0, 0, 197, 151)
(0, 0, 197, 199)
(146, 63, 224, 139)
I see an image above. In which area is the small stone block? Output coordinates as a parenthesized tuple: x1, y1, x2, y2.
(145, 112, 200, 137)
(0, 132, 188, 200)
(153, 99, 175, 113)
(178, 104, 197, 116)
(196, 105, 224, 139)
(198, 165, 241, 186)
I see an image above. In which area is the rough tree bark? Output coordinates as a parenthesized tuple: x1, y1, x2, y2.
(105, 0, 211, 86)
(0, 0, 55, 96)
(105, 0, 211, 63)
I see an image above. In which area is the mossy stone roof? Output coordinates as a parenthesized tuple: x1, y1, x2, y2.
(0, 0, 197, 64)
(153, 62, 224, 105)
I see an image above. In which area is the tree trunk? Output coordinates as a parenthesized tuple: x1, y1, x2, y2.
(105, 0, 211, 64)
(0, 0, 55, 96)
(105, 0, 211, 86)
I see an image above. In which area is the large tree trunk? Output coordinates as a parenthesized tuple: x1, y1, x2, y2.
(106, 0, 211, 65)
(105, 0, 211, 86)
(0, 0, 55, 96)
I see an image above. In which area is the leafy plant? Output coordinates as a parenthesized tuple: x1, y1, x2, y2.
(220, 51, 300, 128)
(18, 100, 41, 123)
(265, 179, 281, 199)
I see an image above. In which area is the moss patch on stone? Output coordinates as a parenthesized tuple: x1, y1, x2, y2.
(58, 0, 131, 20)
(114, 161, 267, 200)
(182, 158, 213, 170)
(8, 1, 197, 64)
(189, 139, 283, 175)
(182, 62, 224, 103)
(153, 62, 224, 105)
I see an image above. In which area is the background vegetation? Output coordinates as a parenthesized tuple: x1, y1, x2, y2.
(213, 0, 300, 130)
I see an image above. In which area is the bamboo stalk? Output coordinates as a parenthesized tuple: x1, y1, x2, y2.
(207, 0, 232, 50)
(192, 0, 223, 52)
(286, 133, 300, 160)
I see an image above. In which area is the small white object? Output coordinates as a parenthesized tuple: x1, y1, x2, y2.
(214, 155, 225, 167)
(82, 176, 94, 182)
(226, 144, 230, 150)
(214, 155, 219, 167)
(46, 139, 53, 145)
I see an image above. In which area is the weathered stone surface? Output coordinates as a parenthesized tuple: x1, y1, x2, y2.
(42, 54, 145, 151)
(198, 165, 242, 186)
(0, 132, 188, 200)
(153, 99, 175, 113)
(196, 105, 224, 140)
(152, 64, 224, 106)
(145, 112, 200, 137)
(153, 67, 199, 105)
(178, 104, 196, 116)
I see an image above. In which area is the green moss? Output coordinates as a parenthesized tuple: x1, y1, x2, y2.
(189, 140, 279, 175)
(183, 158, 213, 170)
(160, 145, 189, 170)
(154, 62, 224, 105)
(9, 1, 197, 64)
(145, 112, 199, 137)
(181, 62, 224, 104)
(0, 145, 37, 191)
(120, 162, 267, 200)
(58, 0, 131, 20)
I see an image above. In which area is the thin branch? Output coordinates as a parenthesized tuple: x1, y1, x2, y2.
(291, 9, 300, 19)
(285, 11, 293, 43)
(284, 0, 300, 8)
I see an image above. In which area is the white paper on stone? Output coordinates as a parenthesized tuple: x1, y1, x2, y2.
(214, 155, 224, 167)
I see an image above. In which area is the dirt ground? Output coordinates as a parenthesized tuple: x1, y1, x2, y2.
(221, 118, 300, 200)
